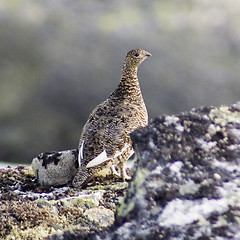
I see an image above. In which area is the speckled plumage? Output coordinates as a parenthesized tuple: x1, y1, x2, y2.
(72, 49, 151, 188)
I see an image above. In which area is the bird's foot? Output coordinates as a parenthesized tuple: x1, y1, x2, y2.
(121, 167, 131, 181)
(118, 162, 131, 181)
(110, 165, 131, 181)
(110, 165, 121, 178)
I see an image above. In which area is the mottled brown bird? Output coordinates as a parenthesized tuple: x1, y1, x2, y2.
(72, 49, 151, 188)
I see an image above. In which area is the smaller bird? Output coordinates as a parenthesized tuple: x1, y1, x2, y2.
(72, 49, 151, 188)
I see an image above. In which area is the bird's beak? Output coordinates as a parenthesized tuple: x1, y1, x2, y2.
(145, 51, 152, 57)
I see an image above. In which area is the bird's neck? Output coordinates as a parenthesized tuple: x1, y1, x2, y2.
(110, 64, 143, 101)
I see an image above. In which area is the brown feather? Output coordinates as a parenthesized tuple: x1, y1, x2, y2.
(72, 49, 151, 188)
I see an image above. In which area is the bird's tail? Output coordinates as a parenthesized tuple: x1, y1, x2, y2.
(72, 167, 94, 188)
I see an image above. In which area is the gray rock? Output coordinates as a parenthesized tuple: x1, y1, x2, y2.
(112, 103, 240, 240)
(31, 149, 78, 186)
(83, 206, 115, 228)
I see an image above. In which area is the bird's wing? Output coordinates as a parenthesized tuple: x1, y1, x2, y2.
(86, 150, 110, 168)
(78, 140, 84, 166)
(78, 99, 133, 168)
(86, 142, 130, 168)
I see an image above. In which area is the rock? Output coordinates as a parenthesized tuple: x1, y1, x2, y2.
(31, 149, 78, 186)
(0, 166, 128, 239)
(58, 190, 104, 209)
(83, 206, 115, 228)
(112, 103, 240, 239)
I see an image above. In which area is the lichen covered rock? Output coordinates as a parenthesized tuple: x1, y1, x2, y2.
(0, 166, 127, 239)
(31, 149, 79, 186)
(112, 103, 240, 239)
(83, 206, 114, 228)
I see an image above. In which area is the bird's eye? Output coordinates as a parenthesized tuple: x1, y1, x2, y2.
(134, 53, 139, 57)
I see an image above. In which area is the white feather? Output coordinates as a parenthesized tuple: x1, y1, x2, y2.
(78, 141, 84, 166)
(86, 143, 133, 169)
(86, 150, 110, 168)
(128, 148, 135, 158)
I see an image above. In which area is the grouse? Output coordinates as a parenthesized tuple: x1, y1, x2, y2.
(72, 49, 151, 187)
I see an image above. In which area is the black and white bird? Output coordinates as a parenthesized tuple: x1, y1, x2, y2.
(72, 49, 151, 187)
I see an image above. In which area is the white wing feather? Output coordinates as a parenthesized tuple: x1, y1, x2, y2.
(86, 143, 132, 168)
(78, 140, 84, 166)
(86, 150, 110, 168)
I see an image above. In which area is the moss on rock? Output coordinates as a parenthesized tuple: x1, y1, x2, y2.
(0, 165, 128, 239)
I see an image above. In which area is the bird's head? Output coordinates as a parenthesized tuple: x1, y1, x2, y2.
(124, 49, 151, 69)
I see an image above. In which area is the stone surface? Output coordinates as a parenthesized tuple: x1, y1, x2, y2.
(83, 206, 114, 228)
(111, 103, 240, 240)
(0, 166, 127, 240)
(31, 149, 79, 186)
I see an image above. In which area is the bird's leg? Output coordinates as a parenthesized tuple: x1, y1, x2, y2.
(110, 165, 121, 178)
(118, 161, 131, 181)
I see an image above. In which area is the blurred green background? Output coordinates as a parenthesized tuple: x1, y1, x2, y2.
(1, 0, 240, 165)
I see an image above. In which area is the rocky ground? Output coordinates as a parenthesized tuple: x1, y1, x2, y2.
(0, 166, 128, 239)
(2, 102, 240, 240)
